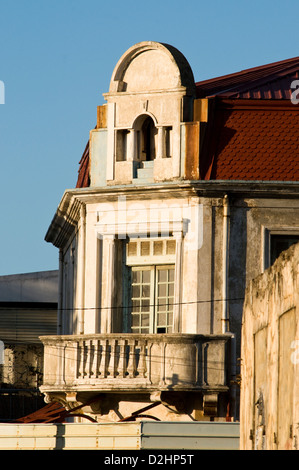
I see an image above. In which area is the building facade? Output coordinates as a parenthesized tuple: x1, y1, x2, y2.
(40, 42, 299, 423)
(0, 270, 58, 420)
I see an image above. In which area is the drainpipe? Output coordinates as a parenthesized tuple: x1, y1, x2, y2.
(222, 195, 237, 420)
(222, 194, 230, 333)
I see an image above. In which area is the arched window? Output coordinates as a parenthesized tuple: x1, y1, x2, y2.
(134, 114, 157, 161)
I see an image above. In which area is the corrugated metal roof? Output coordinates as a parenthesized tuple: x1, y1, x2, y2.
(0, 305, 57, 343)
(196, 56, 299, 99)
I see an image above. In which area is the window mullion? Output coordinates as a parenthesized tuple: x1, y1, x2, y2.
(150, 267, 156, 334)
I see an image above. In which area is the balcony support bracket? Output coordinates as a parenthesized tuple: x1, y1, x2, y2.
(203, 392, 219, 417)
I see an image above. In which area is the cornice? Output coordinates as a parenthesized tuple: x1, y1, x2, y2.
(45, 180, 299, 248)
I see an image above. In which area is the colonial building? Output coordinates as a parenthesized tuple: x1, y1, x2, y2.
(40, 42, 299, 423)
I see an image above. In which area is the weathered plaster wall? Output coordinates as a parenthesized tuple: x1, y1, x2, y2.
(1, 343, 43, 389)
(240, 241, 299, 450)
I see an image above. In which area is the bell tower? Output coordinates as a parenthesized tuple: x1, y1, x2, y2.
(89, 41, 203, 186)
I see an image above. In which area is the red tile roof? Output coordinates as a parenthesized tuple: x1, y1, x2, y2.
(76, 140, 90, 188)
(200, 99, 299, 181)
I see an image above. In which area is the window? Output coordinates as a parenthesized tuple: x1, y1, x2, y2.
(270, 234, 299, 266)
(263, 229, 299, 270)
(130, 265, 175, 334)
(133, 114, 157, 161)
(164, 126, 172, 158)
(116, 129, 129, 161)
(126, 238, 176, 334)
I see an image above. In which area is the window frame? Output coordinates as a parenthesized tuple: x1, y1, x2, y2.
(262, 226, 299, 271)
(130, 264, 175, 334)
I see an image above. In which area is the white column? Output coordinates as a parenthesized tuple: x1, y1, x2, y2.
(106, 102, 116, 181)
(157, 126, 164, 159)
(127, 129, 135, 162)
(104, 234, 115, 333)
(173, 230, 183, 333)
(77, 204, 86, 335)
(57, 249, 63, 335)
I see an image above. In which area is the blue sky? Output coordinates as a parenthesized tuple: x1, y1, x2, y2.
(0, 0, 298, 276)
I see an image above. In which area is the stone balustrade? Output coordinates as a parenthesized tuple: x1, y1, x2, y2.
(40, 333, 232, 396)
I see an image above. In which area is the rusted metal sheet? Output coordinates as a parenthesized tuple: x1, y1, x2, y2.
(97, 104, 107, 128)
(184, 122, 200, 180)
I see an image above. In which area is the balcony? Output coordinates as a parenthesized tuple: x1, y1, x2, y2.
(40, 333, 232, 401)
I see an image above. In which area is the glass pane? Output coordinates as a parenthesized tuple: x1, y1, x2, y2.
(132, 270, 140, 283)
(140, 327, 150, 334)
(168, 283, 174, 297)
(157, 298, 166, 311)
(158, 283, 166, 297)
(141, 241, 150, 256)
(141, 314, 150, 327)
(157, 312, 166, 326)
(158, 269, 167, 282)
(166, 240, 176, 255)
(128, 242, 137, 257)
(132, 314, 140, 327)
(132, 285, 140, 298)
(154, 240, 163, 255)
(142, 270, 151, 283)
(132, 300, 140, 311)
(168, 268, 175, 282)
(141, 299, 150, 311)
(142, 284, 150, 298)
(270, 235, 299, 266)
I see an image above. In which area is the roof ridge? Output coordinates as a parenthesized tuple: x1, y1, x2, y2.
(196, 55, 299, 88)
(196, 56, 299, 99)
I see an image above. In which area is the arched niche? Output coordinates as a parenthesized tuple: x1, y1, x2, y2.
(133, 113, 158, 161)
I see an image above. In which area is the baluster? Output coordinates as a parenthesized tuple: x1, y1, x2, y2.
(127, 339, 137, 378)
(118, 339, 127, 378)
(75, 341, 80, 379)
(79, 340, 85, 378)
(159, 342, 166, 386)
(94, 339, 100, 378)
(147, 341, 153, 384)
(99, 339, 108, 378)
(108, 339, 117, 377)
(86, 340, 92, 378)
(137, 340, 147, 378)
